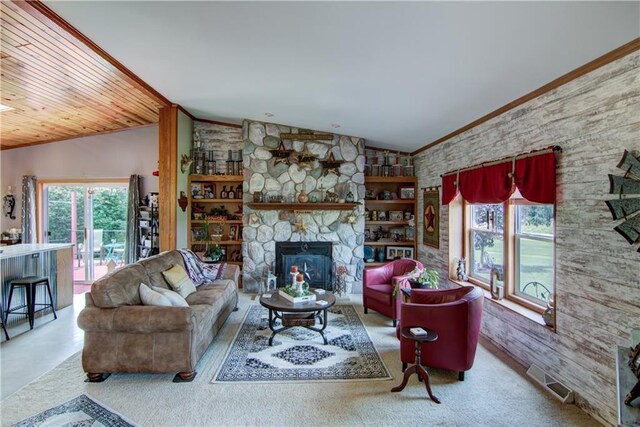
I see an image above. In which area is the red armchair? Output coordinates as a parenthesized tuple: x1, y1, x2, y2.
(397, 286, 483, 380)
(363, 259, 423, 327)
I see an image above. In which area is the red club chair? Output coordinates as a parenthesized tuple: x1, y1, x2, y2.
(397, 286, 483, 380)
(363, 259, 423, 326)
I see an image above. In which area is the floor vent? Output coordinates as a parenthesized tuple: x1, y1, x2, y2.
(526, 364, 574, 404)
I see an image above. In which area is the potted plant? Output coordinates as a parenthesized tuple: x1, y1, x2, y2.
(407, 267, 439, 289)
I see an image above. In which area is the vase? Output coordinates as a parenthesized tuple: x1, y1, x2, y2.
(298, 190, 309, 203)
(377, 248, 385, 262)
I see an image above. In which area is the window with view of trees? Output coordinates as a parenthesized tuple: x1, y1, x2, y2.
(465, 195, 554, 308)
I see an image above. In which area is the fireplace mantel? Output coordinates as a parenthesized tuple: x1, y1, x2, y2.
(246, 202, 359, 211)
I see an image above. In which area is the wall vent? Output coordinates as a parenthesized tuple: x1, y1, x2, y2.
(526, 364, 574, 404)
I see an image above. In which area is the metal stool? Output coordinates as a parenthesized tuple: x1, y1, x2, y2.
(0, 305, 9, 340)
(5, 276, 57, 329)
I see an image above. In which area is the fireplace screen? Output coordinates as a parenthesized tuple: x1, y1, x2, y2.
(275, 242, 332, 290)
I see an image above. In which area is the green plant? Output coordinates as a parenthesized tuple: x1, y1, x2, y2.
(205, 244, 222, 261)
(407, 267, 439, 289)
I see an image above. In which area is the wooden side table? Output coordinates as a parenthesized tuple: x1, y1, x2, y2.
(391, 327, 441, 404)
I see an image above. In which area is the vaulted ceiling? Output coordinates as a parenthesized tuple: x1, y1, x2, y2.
(0, 1, 167, 149)
(1, 2, 638, 152)
(42, 1, 639, 152)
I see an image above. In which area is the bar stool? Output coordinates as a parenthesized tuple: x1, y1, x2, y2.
(5, 276, 57, 329)
(0, 305, 9, 340)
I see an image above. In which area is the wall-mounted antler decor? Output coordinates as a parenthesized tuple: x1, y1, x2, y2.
(605, 150, 640, 252)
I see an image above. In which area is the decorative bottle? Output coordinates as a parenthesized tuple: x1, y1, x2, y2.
(220, 186, 228, 199)
(228, 187, 235, 199)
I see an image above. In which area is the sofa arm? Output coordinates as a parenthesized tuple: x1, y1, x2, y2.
(222, 264, 239, 284)
(78, 305, 195, 333)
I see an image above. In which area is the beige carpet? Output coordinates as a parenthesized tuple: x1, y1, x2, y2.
(1, 294, 598, 426)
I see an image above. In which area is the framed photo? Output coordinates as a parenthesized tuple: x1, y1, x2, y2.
(202, 183, 216, 199)
(402, 248, 415, 259)
(229, 225, 238, 241)
(378, 211, 387, 221)
(386, 245, 413, 260)
(389, 211, 403, 222)
(400, 187, 415, 200)
(191, 183, 203, 199)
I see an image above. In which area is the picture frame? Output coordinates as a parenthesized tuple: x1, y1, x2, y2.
(378, 211, 387, 221)
(389, 211, 404, 222)
(191, 183, 203, 199)
(390, 227, 405, 241)
(400, 187, 415, 200)
(387, 245, 413, 260)
(202, 183, 216, 199)
(229, 225, 238, 241)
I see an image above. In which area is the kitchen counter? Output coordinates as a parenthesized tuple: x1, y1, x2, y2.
(0, 243, 74, 260)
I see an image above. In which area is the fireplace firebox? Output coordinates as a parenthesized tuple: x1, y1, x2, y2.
(275, 242, 333, 290)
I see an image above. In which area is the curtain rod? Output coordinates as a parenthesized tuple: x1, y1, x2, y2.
(440, 145, 562, 178)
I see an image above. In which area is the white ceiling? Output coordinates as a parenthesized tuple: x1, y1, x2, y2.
(46, 1, 639, 152)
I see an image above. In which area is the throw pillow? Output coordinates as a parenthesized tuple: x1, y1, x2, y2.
(152, 285, 189, 307)
(139, 283, 172, 307)
(162, 264, 197, 298)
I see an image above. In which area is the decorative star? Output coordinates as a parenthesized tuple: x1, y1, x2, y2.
(292, 216, 308, 234)
(301, 262, 314, 281)
(342, 211, 358, 224)
(295, 146, 316, 169)
(320, 152, 344, 176)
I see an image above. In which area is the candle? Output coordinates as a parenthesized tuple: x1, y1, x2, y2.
(290, 265, 298, 273)
(296, 273, 304, 282)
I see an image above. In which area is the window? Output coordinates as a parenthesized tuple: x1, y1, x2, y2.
(464, 195, 555, 310)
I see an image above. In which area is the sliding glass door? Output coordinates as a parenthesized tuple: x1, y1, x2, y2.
(42, 182, 128, 284)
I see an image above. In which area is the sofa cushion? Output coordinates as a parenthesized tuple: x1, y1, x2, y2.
(162, 264, 197, 298)
(139, 283, 172, 307)
(91, 264, 149, 308)
(366, 284, 393, 304)
(152, 286, 189, 307)
(139, 251, 187, 289)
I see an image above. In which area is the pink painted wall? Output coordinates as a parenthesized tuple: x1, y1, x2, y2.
(0, 125, 159, 232)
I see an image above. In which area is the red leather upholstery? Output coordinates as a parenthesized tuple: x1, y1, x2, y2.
(363, 259, 423, 326)
(397, 286, 483, 378)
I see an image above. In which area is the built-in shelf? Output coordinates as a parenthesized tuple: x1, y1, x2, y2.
(364, 199, 415, 204)
(246, 202, 359, 211)
(190, 198, 243, 203)
(191, 240, 243, 245)
(364, 241, 415, 246)
(191, 219, 242, 224)
(365, 176, 416, 183)
(189, 175, 243, 182)
(365, 221, 409, 225)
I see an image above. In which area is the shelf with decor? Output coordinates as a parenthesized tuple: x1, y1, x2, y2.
(364, 176, 418, 264)
(138, 205, 159, 260)
(246, 202, 358, 211)
(188, 175, 244, 287)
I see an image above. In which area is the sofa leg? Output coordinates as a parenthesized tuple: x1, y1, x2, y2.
(233, 306, 239, 312)
(85, 373, 110, 383)
(173, 371, 197, 383)
(392, 319, 397, 327)
(402, 362, 407, 372)
(364, 307, 368, 314)
(458, 371, 465, 381)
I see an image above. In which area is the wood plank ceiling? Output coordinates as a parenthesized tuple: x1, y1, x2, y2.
(0, 0, 168, 149)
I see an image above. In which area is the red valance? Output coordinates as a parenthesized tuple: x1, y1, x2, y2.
(441, 149, 556, 205)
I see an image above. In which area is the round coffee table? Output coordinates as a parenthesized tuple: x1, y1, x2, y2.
(391, 327, 441, 403)
(259, 289, 336, 346)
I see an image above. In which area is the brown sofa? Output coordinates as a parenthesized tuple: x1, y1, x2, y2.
(77, 250, 238, 382)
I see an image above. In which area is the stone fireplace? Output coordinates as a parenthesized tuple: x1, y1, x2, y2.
(275, 241, 332, 289)
(241, 120, 366, 293)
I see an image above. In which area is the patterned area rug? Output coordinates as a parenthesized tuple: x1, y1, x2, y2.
(214, 305, 391, 383)
(12, 394, 135, 427)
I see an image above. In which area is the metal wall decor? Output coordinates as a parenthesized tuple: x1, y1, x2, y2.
(320, 152, 344, 176)
(294, 146, 317, 169)
(269, 141, 294, 165)
(605, 150, 640, 252)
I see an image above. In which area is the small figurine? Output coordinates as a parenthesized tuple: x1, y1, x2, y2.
(456, 258, 468, 281)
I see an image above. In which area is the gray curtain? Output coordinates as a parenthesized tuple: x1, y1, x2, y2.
(124, 175, 141, 264)
(21, 175, 36, 243)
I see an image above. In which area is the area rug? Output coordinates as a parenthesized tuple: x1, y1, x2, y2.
(213, 304, 391, 383)
(11, 394, 135, 427)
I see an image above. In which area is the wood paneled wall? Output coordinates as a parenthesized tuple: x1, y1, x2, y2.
(413, 51, 640, 424)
